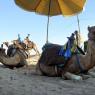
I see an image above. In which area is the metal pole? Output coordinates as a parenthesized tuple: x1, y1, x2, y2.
(46, 0, 51, 43)
(77, 15, 80, 33)
(76, 15, 81, 46)
(46, 14, 49, 43)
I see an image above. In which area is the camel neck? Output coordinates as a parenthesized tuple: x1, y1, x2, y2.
(83, 40, 95, 70)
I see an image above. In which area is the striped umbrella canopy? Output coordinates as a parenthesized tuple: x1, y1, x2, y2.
(14, 0, 86, 43)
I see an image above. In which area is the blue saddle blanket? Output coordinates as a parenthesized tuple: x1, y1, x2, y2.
(59, 47, 71, 58)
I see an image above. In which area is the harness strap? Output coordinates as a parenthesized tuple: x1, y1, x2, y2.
(76, 54, 84, 72)
(76, 53, 88, 73)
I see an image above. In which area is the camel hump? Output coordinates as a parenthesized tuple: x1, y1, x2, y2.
(42, 43, 61, 51)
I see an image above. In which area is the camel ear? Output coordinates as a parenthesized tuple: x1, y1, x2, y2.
(88, 26, 91, 31)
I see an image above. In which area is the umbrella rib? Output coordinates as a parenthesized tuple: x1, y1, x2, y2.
(63, 0, 83, 14)
(57, 0, 62, 15)
(34, 0, 41, 11)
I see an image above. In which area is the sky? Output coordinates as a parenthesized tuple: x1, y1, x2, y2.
(0, 0, 95, 52)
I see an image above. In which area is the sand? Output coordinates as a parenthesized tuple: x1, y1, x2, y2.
(0, 55, 95, 95)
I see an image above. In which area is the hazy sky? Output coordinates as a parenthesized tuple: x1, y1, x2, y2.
(0, 0, 95, 52)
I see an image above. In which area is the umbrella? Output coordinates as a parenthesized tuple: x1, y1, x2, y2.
(14, 0, 86, 43)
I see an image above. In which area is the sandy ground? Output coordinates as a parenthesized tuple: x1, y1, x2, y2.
(0, 55, 95, 95)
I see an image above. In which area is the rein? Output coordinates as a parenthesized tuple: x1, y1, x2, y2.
(75, 51, 88, 74)
(75, 54, 84, 73)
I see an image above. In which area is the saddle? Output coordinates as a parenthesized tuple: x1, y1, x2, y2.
(46, 43, 84, 70)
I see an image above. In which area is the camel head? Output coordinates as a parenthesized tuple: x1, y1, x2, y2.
(88, 26, 95, 40)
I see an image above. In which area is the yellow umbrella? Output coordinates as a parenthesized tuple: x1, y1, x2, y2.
(14, 0, 86, 43)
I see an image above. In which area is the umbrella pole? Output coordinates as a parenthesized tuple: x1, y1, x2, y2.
(76, 15, 81, 46)
(46, 0, 51, 43)
(46, 14, 50, 43)
(77, 15, 80, 33)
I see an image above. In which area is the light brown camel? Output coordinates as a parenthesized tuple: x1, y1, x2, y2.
(23, 38, 40, 56)
(0, 47, 28, 69)
(12, 38, 40, 56)
(36, 26, 95, 80)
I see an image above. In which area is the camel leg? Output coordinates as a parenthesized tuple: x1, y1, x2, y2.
(78, 74, 91, 79)
(63, 72, 82, 80)
(33, 44, 40, 56)
(26, 50, 30, 57)
(33, 48, 40, 56)
(35, 63, 43, 75)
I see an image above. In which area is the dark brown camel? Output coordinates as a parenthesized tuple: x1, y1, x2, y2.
(36, 26, 95, 80)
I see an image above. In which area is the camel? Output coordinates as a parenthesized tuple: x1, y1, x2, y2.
(0, 46, 28, 69)
(2, 41, 25, 56)
(36, 26, 95, 80)
(23, 38, 40, 56)
(12, 38, 40, 57)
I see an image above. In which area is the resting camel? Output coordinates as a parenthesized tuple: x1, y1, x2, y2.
(36, 26, 95, 80)
(12, 38, 40, 56)
(23, 37, 40, 56)
(2, 41, 25, 56)
(0, 45, 28, 69)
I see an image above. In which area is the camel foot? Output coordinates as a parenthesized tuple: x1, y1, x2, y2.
(80, 74, 91, 80)
(63, 72, 82, 80)
(88, 71, 95, 78)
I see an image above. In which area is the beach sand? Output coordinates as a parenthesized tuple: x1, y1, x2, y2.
(0, 55, 95, 95)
